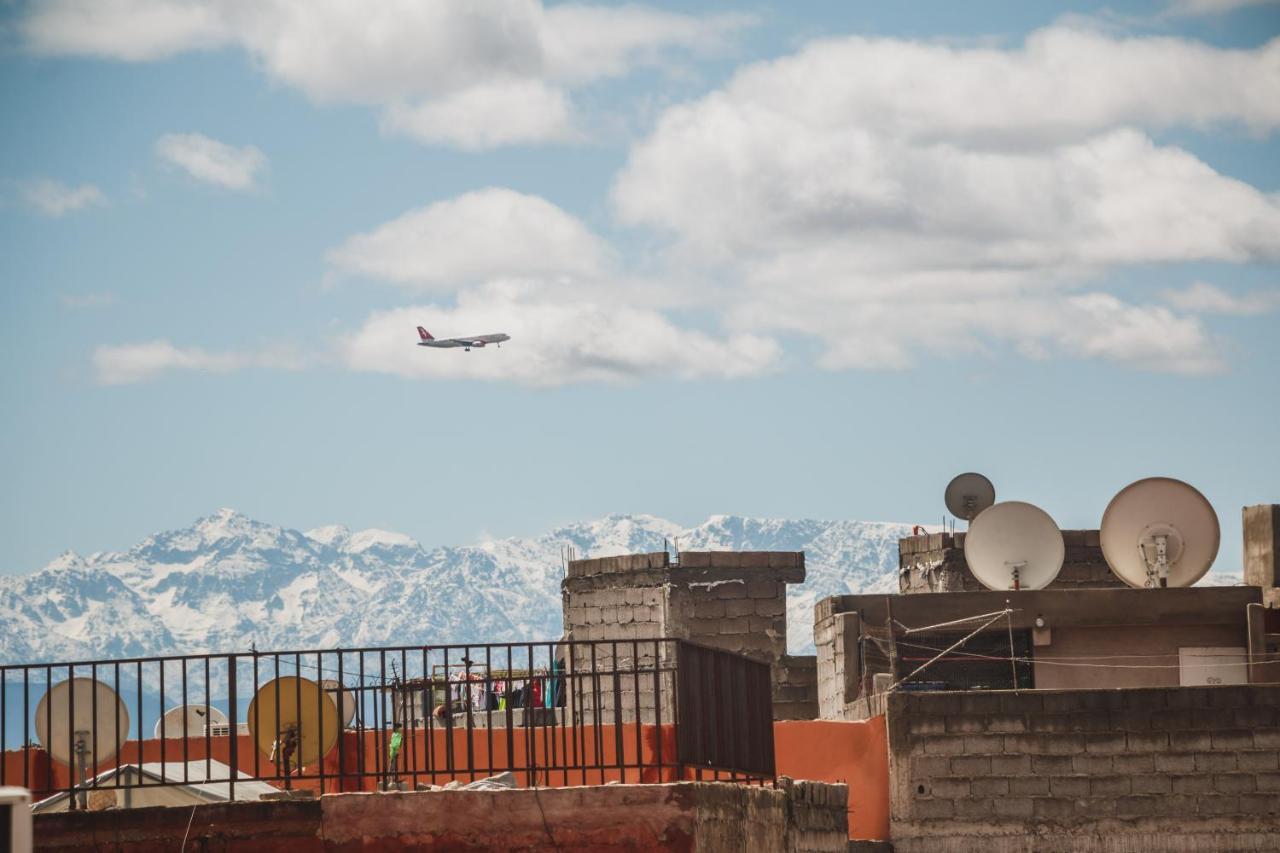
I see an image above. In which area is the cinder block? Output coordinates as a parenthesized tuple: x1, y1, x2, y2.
(1115, 795, 1159, 816)
(991, 754, 1032, 776)
(970, 777, 1009, 797)
(924, 736, 969, 756)
(1067, 711, 1113, 732)
(1148, 709, 1194, 730)
(754, 598, 785, 617)
(1254, 729, 1280, 749)
(1126, 731, 1169, 752)
(926, 778, 970, 799)
(746, 579, 778, 599)
(1154, 753, 1197, 773)
(1071, 754, 1112, 774)
(1028, 714, 1074, 734)
(1032, 798, 1075, 821)
(708, 551, 743, 569)
(1089, 775, 1131, 797)
(1255, 771, 1280, 792)
(1008, 775, 1048, 797)
(1236, 750, 1279, 771)
(1171, 774, 1214, 794)
(1112, 754, 1155, 774)
(1130, 774, 1172, 795)
(680, 552, 711, 568)
(1084, 733, 1127, 754)
(962, 734, 1005, 754)
(911, 798, 954, 820)
(910, 755, 951, 780)
(987, 715, 1026, 733)
(1193, 752, 1237, 773)
(1239, 793, 1278, 815)
(1168, 731, 1214, 752)
(1003, 734, 1085, 755)
(1048, 776, 1089, 798)
(723, 599, 755, 618)
(1031, 755, 1073, 775)
(1211, 729, 1256, 751)
(714, 582, 748, 600)
(954, 798, 993, 819)
(993, 797, 1034, 819)
(908, 716, 948, 736)
(1196, 794, 1240, 815)
(949, 755, 991, 776)
(1234, 706, 1279, 728)
(1213, 773, 1256, 793)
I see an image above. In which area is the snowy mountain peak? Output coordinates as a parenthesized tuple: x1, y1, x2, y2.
(3, 510, 923, 664)
(304, 524, 350, 547)
(45, 550, 85, 572)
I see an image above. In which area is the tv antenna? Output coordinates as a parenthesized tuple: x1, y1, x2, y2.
(247, 676, 340, 790)
(1100, 477, 1220, 588)
(35, 678, 130, 809)
(944, 472, 996, 523)
(964, 501, 1064, 591)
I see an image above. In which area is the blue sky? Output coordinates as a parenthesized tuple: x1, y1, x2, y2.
(1, 0, 1277, 576)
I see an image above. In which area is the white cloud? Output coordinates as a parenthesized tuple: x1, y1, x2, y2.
(155, 133, 266, 191)
(21, 179, 105, 217)
(327, 188, 611, 289)
(339, 282, 779, 386)
(92, 340, 304, 384)
(610, 25, 1280, 375)
(1166, 0, 1279, 16)
(21, 0, 750, 149)
(381, 81, 578, 150)
(1162, 281, 1280, 315)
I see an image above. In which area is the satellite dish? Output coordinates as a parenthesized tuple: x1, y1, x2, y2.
(34, 678, 130, 793)
(153, 704, 228, 739)
(1100, 477, 1219, 588)
(246, 677, 339, 786)
(945, 473, 996, 521)
(964, 501, 1064, 590)
(320, 679, 357, 729)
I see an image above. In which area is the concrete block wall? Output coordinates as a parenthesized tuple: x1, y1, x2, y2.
(774, 655, 820, 721)
(33, 781, 852, 852)
(898, 531, 1122, 594)
(777, 777, 851, 853)
(886, 685, 1280, 853)
(562, 551, 811, 720)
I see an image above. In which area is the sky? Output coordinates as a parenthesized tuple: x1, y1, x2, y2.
(1, 0, 1278, 577)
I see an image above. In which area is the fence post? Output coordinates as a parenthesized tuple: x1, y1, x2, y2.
(227, 654, 237, 801)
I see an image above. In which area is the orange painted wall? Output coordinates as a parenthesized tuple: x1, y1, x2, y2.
(5, 716, 891, 842)
(774, 716, 890, 841)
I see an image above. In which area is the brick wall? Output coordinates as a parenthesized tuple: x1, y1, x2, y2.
(898, 531, 1122, 594)
(774, 655, 820, 721)
(34, 780, 849, 852)
(562, 551, 811, 720)
(886, 685, 1280, 852)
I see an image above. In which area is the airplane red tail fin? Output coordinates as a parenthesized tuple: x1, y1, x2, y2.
(416, 326, 434, 341)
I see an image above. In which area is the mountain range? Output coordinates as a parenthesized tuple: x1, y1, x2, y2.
(0, 510, 919, 666)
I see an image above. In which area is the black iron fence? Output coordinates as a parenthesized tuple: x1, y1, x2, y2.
(0, 638, 774, 807)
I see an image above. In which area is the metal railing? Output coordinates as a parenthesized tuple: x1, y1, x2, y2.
(0, 638, 774, 806)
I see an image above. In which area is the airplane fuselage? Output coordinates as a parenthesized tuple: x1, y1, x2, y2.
(416, 330, 510, 351)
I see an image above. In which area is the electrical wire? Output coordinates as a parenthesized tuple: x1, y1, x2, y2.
(893, 638, 1253, 670)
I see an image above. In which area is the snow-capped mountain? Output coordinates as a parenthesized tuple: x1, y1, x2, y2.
(0, 509, 918, 665)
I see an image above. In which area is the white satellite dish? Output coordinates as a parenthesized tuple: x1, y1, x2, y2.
(964, 501, 1064, 590)
(321, 679, 357, 729)
(35, 678, 131, 802)
(153, 704, 228, 739)
(1100, 477, 1219, 588)
(945, 473, 996, 521)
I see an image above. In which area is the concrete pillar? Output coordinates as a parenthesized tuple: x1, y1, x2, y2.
(1243, 505, 1280, 607)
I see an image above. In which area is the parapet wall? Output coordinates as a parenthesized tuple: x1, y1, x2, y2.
(34, 780, 850, 852)
(899, 531, 1121, 594)
(886, 685, 1280, 853)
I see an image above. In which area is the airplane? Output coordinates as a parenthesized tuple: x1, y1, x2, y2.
(416, 327, 510, 352)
